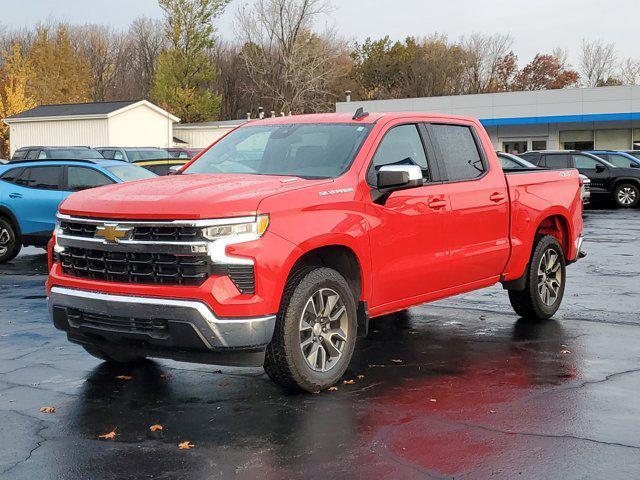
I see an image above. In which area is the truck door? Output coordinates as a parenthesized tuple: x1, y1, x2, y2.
(366, 122, 450, 309)
(427, 122, 510, 288)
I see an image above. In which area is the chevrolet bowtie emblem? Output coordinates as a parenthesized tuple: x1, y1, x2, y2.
(95, 224, 132, 243)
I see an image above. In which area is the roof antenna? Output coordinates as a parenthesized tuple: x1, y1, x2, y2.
(353, 107, 369, 120)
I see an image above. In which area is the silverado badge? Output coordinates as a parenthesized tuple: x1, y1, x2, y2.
(95, 224, 132, 243)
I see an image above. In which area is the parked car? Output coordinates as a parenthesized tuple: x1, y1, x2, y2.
(96, 147, 172, 163)
(0, 159, 156, 263)
(585, 150, 640, 169)
(48, 112, 584, 392)
(498, 152, 590, 205)
(132, 158, 190, 176)
(11, 146, 104, 161)
(521, 150, 640, 208)
(167, 147, 202, 159)
(624, 150, 640, 161)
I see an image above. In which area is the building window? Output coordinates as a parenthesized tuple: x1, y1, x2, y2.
(560, 130, 594, 150)
(502, 141, 528, 154)
(564, 141, 594, 150)
(532, 140, 547, 151)
(595, 129, 632, 150)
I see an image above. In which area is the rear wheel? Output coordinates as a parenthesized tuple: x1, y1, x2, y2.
(614, 183, 640, 208)
(0, 218, 21, 264)
(264, 267, 357, 392)
(508, 235, 566, 320)
(83, 346, 145, 364)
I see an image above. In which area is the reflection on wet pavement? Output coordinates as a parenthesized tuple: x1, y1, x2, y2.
(1, 208, 640, 479)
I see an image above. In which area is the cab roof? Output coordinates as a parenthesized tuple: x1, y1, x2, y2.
(1, 159, 128, 169)
(246, 111, 475, 126)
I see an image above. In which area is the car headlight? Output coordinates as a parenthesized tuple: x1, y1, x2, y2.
(202, 215, 269, 241)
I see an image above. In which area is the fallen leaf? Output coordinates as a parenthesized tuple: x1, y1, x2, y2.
(343, 379, 355, 385)
(39, 406, 55, 414)
(391, 359, 403, 364)
(115, 375, 133, 381)
(327, 386, 338, 392)
(178, 441, 195, 450)
(357, 374, 365, 380)
(560, 349, 571, 355)
(149, 424, 163, 432)
(98, 430, 117, 440)
(429, 398, 437, 403)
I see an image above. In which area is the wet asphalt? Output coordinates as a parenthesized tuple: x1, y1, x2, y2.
(1, 207, 640, 479)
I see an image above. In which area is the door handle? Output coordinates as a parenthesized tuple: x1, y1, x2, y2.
(428, 198, 447, 210)
(489, 192, 505, 203)
(9, 193, 22, 199)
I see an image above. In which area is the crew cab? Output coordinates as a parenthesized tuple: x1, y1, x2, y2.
(47, 112, 585, 392)
(521, 150, 640, 208)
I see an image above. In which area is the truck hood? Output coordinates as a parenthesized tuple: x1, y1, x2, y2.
(59, 173, 331, 219)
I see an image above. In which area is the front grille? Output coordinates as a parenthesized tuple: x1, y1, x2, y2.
(60, 247, 211, 286)
(60, 221, 97, 238)
(584, 183, 591, 192)
(59, 220, 202, 242)
(66, 308, 169, 339)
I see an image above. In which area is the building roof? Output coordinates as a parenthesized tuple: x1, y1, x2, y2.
(175, 119, 247, 129)
(4, 100, 180, 123)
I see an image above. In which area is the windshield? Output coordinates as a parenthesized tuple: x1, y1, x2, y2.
(106, 165, 157, 182)
(50, 149, 104, 160)
(125, 149, 171, 161)
(184, 123, 372, 179)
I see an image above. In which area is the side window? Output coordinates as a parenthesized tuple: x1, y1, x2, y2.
(573, 155, 600, 169)
(14, 168, 30, 187)
(113, 150, 125, 161)
(544, 155, 570, 168)
(26, 166, 62, 190)
(499, 156, 520, 169)
(0, 168, 24, 184)
(12, 150, 27, 160)
(100, 150, 115, 159)
(66, 167, 113, 191)
(26, 150, 40, 160)
(368, 124, 429, 184)
(430, 124, 485, 181)
(38, 150, 48, 159)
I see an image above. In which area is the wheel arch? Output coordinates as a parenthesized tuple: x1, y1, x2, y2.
(0, 206, 22, 241)
(535, 213, 571, 259)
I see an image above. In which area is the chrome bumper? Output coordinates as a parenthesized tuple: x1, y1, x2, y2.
(48, 287, 276, 350)
(576, 234, 587, 260)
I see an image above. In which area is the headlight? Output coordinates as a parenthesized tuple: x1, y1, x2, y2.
(202, 215, 269, 241)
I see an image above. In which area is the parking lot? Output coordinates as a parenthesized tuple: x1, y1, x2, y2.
(1, 206, 639, 480)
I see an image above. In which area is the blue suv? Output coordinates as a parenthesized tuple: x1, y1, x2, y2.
(0, 159, 156, 262)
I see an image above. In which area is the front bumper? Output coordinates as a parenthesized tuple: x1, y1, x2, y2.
(49, 287, 276, 367)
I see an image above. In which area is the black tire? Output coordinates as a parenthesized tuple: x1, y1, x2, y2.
(264, 267, 358, 392)
(613, 183, 640, 208)
(0, 218, 21, 264)
(83, 345, 145, 364)
(508, 235, 566, 320)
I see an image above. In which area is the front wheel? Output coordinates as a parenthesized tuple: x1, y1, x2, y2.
(614, 183, 640, 208)
(0, 218, 21, 264)
(508, 235, 566, 320)
(264, 267, 358, 392)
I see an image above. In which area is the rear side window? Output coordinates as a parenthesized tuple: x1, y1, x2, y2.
(543, 155, 570, 168)
(66, 166, 113, 191)
(25, 166, 62, 190)
(430, 124, 485, 181)
(26, 150, 40, 160)
(12, 150, 27, 160)
(99, 150, 115, 159)
(368, 124, 430, 184)
(0, 168, 24, 184)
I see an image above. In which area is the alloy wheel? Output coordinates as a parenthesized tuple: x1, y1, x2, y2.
(617, 187, 637, 206)
(0, 227, 10, 256)
(299, 288, 349, 373)
(537, 248, 563, 307)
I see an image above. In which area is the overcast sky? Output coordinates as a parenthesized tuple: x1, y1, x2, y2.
(1, 0, 637, 67)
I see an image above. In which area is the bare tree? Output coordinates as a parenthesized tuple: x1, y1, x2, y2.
(235, 0, 346, 114)
(462, 33, 514, 93)
(580, 39, 618, 87)
(620, 58, 640, 86)
(128, 17, 166, 99)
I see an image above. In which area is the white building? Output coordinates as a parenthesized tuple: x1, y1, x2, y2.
(3, 100, 179, 156)
(336, 86, 640, 154)
(173, 119, 245, 148)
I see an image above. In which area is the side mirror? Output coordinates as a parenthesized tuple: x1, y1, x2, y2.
(630, 162, 639, 168)
(169, 165, 183, 175)
(595, 164, 606, 173)
(376, 164, 423, 190)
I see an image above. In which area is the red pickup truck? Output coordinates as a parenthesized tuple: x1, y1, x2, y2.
(47, 112, 585, 392)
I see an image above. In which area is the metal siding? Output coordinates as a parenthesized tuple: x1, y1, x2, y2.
(9, 119, 108, 155)
(108, 105, 173, 148)
(172, 128, 232, 148)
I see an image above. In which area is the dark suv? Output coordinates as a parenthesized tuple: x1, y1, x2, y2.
(521, 150, 640, 208)
(11, 147, 104, 161)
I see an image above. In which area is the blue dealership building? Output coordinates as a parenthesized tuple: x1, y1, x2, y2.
(336, 85, 640, 154)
